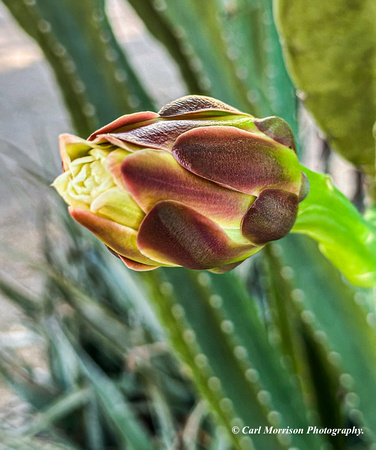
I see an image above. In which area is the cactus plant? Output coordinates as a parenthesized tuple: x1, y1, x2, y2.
(1, 0, 154, 136)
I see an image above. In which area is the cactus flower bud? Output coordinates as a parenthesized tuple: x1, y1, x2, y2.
(53, 96, 309, 273)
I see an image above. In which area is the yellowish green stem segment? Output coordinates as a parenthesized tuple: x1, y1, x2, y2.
(293, 166, 376, 287)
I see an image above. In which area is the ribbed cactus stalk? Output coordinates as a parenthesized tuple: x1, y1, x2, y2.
(53, 95, 309, 272)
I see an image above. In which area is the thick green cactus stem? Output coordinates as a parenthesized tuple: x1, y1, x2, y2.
(143, 0, 259, 114)
(364, 124, 376, 204)
(139, 271, 254, 450)
(129, 0, 298, 148)
(185, 271, 323, 449)
(274, 0, 376, 170)
(141, 268, 324, 449)
(263, 245, 348, 440)
(275, 235, 376, 441)
(293, 167, 376, 287)
(126, 0, 205, 95)
(2, 0, 98, 136)
(216, 0, 298, 146)
(2, 0, 154, 136)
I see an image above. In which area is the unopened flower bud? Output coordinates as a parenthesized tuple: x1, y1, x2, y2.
(53, 95, 309, 272)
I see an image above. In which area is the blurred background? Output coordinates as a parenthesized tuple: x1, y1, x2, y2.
(0, 1, 374, 449)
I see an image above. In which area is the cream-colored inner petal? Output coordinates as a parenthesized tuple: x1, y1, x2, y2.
(53, 148, 144, 230)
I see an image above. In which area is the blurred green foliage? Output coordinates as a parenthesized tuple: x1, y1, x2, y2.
(0, 0, 375, 449)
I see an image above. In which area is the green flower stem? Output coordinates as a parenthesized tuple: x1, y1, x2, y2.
(292, 166, 376, 287)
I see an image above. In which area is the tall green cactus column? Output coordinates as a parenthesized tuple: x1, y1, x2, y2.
(2, 0, 155, 136)
(138, 268, 325, 449)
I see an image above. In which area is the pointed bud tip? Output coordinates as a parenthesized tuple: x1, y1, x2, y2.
(254, 117, 296, 151)
(242, 189, 299, 245)
(158, 95, 243, 118)
(299, 172, 310, 202)
(88, 111, 158, 140)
